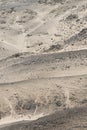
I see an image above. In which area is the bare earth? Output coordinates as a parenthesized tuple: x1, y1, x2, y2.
(0, 0, 87, 130)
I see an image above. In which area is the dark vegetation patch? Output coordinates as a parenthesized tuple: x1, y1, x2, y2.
(0, 108, 11, 120)
(38, 0, 65, 4)
(11, 53, 21, 58)
(56, 100, 62, 107)
(65, 28, 87, 45)
(81, 99, 87, 104)
(15, 99, 36, 114)
(44, 44, 62, 52)
(66, 14, 78, 21)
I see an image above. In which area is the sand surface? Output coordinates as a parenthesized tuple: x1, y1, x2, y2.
(0, 0, 87, 130)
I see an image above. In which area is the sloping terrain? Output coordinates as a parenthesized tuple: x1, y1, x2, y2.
(0, 0, 87, 53)
(0, 41, 19, 60)
(0, 49, 87, 83)
(0, 104, 87, 130)
(0, 0, 87, 130)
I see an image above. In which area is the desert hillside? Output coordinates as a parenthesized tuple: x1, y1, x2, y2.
(0, 0, 87, 130)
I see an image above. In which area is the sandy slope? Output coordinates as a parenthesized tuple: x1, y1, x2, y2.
(0, 104, 87, 130)
(0, 49, 87, 83)
(0, 0, 87, 53)
(0, 43, 18, 60)
(0, 74, 87, 127)
(0, 0, 87, 129)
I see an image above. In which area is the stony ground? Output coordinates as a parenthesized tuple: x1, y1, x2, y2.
(0, 0, 87, 130)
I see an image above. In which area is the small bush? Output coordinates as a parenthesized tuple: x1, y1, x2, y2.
(13, 53, 20, 58)
(56, 100, 62, 107)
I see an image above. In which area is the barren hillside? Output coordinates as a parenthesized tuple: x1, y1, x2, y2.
(0, 0, 87, 130)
